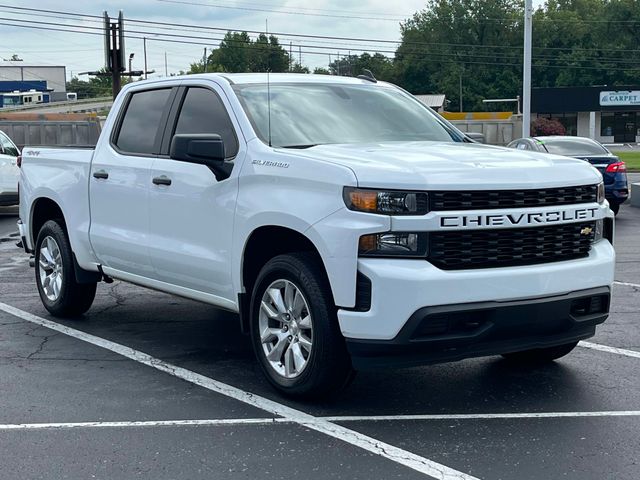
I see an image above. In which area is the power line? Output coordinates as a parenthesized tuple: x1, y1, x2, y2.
(3, 3, 640, 55)
(156, 0, 408, 22)
(3, 14, 639, 69)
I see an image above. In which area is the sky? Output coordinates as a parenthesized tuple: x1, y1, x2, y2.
(0, 0, 545, 81)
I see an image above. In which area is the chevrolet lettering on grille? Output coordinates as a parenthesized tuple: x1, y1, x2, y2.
(440, 207, 599, 228)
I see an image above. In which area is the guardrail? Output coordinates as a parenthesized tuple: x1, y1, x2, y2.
(0, 97, 112, 112)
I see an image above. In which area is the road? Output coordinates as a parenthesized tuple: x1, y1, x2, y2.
(0, 203, 638, 479)
(0, 206, 18, 238)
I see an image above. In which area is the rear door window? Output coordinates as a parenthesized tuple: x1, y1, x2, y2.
(174, 87, 239, 158)
(115, 89, 172, 155)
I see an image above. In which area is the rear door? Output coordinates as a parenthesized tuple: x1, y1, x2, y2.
(89, 87, 177, 277)
(146, 83, 242, 306)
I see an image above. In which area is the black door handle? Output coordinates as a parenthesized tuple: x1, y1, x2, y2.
(93, 170, 109, 180)
(152, 176, 172, 186)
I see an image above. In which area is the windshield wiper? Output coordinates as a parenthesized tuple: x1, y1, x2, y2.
(280, 144, 319, 149)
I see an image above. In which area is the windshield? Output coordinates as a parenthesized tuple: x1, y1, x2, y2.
(232, 83, 461, 147)
(540, 138, 609, 156)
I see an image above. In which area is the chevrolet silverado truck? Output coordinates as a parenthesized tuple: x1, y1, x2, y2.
(17, 74, 616, 397)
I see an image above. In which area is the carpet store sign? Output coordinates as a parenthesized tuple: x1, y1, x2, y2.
(600, 91, 640, 106)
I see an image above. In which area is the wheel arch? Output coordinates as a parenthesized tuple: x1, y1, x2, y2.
(30, 196, 66, 245)
(238, 225, 331, 334)
(30, 196, 100, 285)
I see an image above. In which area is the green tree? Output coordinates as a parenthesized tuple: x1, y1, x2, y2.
(395, 0, 523, 111)
(290, 62, 310, 73)
(205, 31, 291, 73)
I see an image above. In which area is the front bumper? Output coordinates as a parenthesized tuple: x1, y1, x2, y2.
(347, 286, 609, 369)
(338, 239, 616, 342)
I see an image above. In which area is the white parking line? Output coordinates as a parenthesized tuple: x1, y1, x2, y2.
(579, 341, 640, 359)
(0, 418, 291, 430)
(0, 302, 478, 480)
(4, 411, 640, 431)
(324, 411, 640, 422)
(614, 280, 640, 289)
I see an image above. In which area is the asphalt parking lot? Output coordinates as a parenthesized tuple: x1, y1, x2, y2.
(0, 198, 639, 479)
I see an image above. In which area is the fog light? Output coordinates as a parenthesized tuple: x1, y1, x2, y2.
(359, 232, 428, 257)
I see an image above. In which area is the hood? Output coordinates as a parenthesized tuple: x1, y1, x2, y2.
(279, 141, 603, 190)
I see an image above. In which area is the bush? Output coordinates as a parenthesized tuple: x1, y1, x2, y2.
(531, 117, 566, 136)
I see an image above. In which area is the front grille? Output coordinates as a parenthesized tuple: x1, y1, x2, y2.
(429, 185, 597, 211)
(428, 222, 595, 270)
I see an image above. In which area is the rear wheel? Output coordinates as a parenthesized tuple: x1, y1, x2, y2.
(35, 220, 97, 317)
(501, 341, 578, 364)
(249, 252, 354, 398)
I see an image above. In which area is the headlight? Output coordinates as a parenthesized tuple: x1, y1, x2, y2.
(359, 232, 428, 257)
(597, 182, 605, 204)
(343, 187, 428, 215)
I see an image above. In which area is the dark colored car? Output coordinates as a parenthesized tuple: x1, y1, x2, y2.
(508, 136, 628, 214)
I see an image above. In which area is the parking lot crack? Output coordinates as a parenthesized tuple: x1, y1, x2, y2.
(24, 328, 59, 359)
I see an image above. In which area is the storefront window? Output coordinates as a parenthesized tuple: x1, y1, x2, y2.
(601, 113, 614, 137)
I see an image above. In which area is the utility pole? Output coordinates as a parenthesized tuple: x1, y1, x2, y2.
(459, 67, 463, 112)
(203, 48, 207, 73)
(289, 42, 292, 71)
(81, 11, 147, 99)
(522, 0, 533, 137)
(165, 52, 168, 76)
(143, 37, 148, 79)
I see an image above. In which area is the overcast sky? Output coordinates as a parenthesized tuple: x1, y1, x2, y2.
(1, 0, 545, 81)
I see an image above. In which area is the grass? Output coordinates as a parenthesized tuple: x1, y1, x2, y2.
(616, 151, 640, 172)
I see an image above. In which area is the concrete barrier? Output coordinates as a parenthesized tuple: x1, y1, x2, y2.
(0, 119, 101, 149)
(450, 119, 523, 145)
(631, 183, 640, 208)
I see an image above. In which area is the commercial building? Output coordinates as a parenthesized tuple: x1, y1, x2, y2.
(0, 64, 66, 101)
(531, 85, 640, 143)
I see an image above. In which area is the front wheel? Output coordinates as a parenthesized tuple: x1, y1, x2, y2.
(501, 341, 578, 364)
(249, 253, 354, 398)
(35, 220, 97, 317)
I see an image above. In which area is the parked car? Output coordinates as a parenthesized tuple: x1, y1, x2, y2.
(0, 130, 20, 206)
(18, 74, 615, 397)
(507, 136, 628, 215)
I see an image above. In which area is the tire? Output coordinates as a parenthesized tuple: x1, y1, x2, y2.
(610, 203, 620, 215)
(35, 219, 97, 317)
(249, 252, 354, 398)
(501, 341, 578, 364)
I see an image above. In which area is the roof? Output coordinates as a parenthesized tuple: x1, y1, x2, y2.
(414, 94, 446, 108)
(178, 72, 386, 86)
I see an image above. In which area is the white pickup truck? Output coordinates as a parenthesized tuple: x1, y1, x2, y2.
(18, 73, 615, 397)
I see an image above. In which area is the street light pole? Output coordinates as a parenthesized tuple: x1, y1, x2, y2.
(522, 0, 533, 137)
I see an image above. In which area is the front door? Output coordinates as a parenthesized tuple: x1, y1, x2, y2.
(89, 87, 176, 277)
(147, 84, 242, 306)
(614, 113, 636, 143)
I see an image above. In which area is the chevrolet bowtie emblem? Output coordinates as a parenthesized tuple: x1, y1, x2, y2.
(580, 226, 593, 236)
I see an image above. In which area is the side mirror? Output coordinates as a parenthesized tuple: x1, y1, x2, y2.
(170, 133, 225, 166)
(170, 133, 233, 181)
